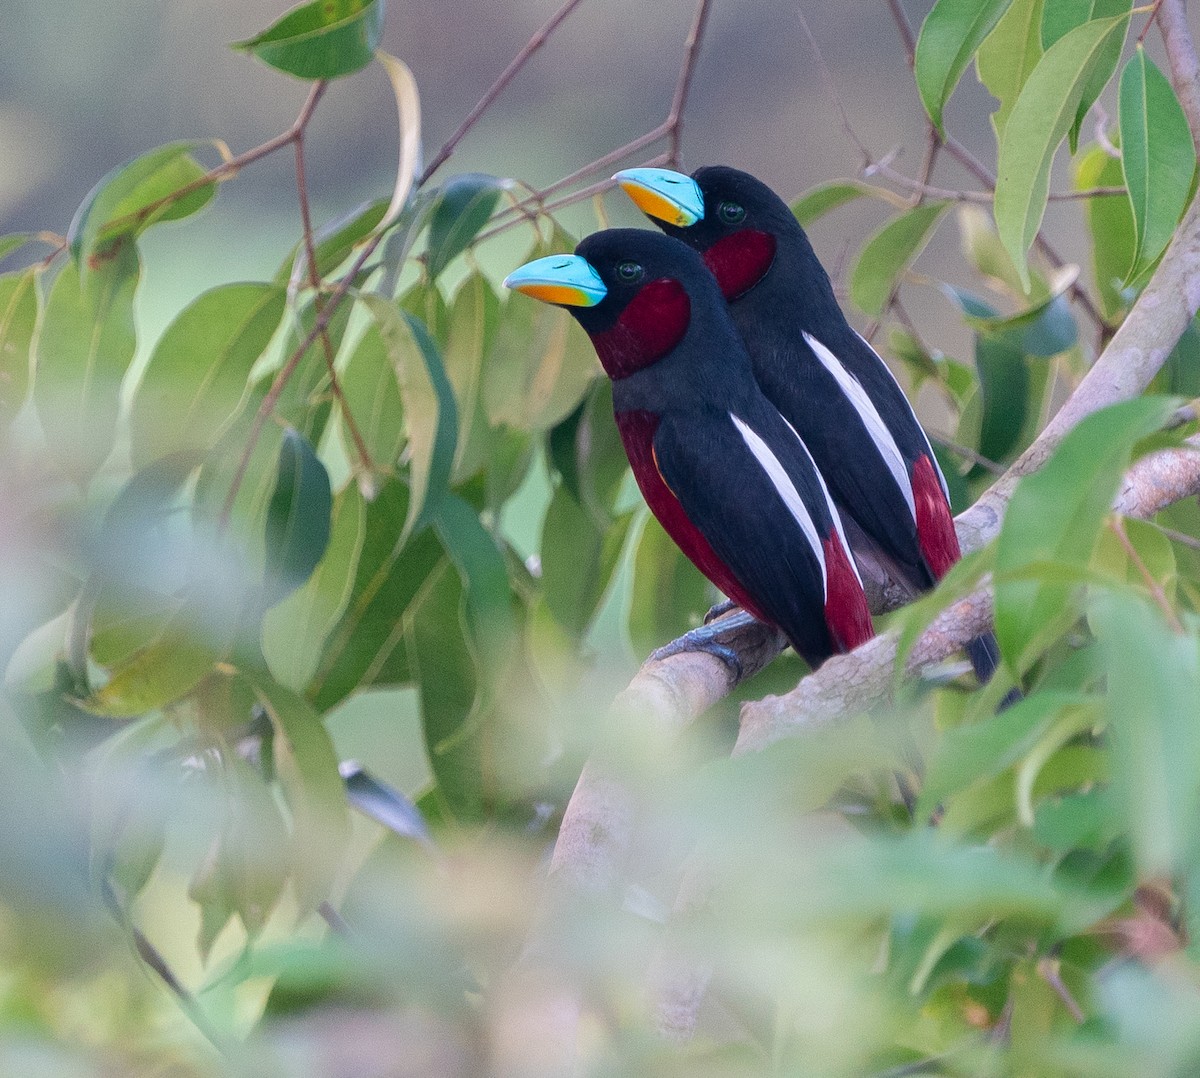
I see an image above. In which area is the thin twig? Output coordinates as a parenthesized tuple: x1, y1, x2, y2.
(1110, 516, 1184, 631)
(1137, 0, 1167, 45)
(293, 131, 376, 480)
(885, 0, 918, 64)
(928, 432, 1005, 475)
(1037, 957, 1086, 1024)
(666, 0, 713, 168)
(872, 165, 1125, 205)
(417, 0, 589, 186)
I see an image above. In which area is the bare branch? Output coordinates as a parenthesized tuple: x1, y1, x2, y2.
(666, 0, 713, 168)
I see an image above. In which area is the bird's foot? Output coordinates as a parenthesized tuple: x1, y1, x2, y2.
(649, 622, 744, 681)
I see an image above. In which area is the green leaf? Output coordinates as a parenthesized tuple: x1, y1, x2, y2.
(405, 558, 483, 820)
(995, 13, 1130, 290)
(339, 322, 405, 468)
(1042, 0, 1133, 151)
(975, 334, 1030, 466)
(948, 265, 1079, 356)
(281, 198, 388, 286)
(1091, 591, 1200, 876)
(0, 269, 37, 429)
(849, 201, 950, 318)
(131, 283, 286, 467)
(442, 271, 499, 481)
(247, 676, 349, 912)
(915, 0, 1013, 135)
(1076, 141, 1136, 320)
(68, 142, 216, 276)
(82, 610, 222, 718)
(919, 691, 1094, 818)
(263, 484, 366, 691)
(307, 479, 443, 712)
(232, 0, 384, 79)
(994, 396, 1177, 668)
(425, 173, 505, 280)
(1119, 45, 1196, 283)
(485, 228, 600, 431)
(273, 297, 356, 443)
(789, 181, 902, 229)
(539, 483, 633, 639)
(977, 0, 1044, 138)
(546, 378, 628, 525)
(360, 296, 458, 543)
(628, 514, 713, 655)
(376, 51, 422, 231)
(34, 249, 139, 485)
(264, 428, 333, 605)
(1164, 315, 1200, 397)
(0, 234, 35, 266)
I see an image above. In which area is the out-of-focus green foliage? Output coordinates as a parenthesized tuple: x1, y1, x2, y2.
(3, 1, 1200, 1075)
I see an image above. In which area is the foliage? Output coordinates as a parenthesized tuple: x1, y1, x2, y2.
(2, 0, 1200, 1074)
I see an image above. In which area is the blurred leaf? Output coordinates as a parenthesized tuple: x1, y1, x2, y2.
(790, 181, 903, 228)
(34, 249, 139, 485)
(425, 173, 505, 280)
(68, 142, 216, 277)
(131, 282, 285, 467)
(1092, 591, 1200, 877)
(977, 0, 1044, 137)
(887, 326, 941, 385)
(1076, 140, 1135, 320)
(376, 51, 422, 232)
(82, 608, 223, 717)
(442, 271, 499, 481)
(628, 514, 712, 655)
(406, 559, 483, 820)
(1042, 0, 1133, 151)
(5, 609, 72, 696)
(1119, 46, 1196, 283)
(995, 14, 1129, 290)
(975, 334, 1030, 465)
(263, 484, 366, 691)
(233, 0, 383, 79)
(308, 480, 443, 712)
(273, 296, 356, 442)
(339, 322, 405, 468)
(249, 676, 349, 912)
(485, 228, 600, 431)
(919, 691, 1094, 818)
(361, 296, 458, 543)
(0, 268, 37, 428)
(915, 0, 1013, 135)
(947, 265, 1078, 355)
(994, 397, 1176, 668)
(264, 427, 333, 606)
(190, 753, 291, 955)
(850, 201, 949, 318)
(539, 484, 633, 638)
(1093, 515, 1176, 599)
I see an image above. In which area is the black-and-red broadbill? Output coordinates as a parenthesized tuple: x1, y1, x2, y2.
(504, 229, 874, 669)
(616, 165, 1008, 687)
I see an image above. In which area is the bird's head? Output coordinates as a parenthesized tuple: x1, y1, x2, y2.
(504, 228, 717, 379)
(614, 165, 794, 301)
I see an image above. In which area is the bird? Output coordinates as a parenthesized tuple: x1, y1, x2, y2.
(614, 164, 1008, 689)
(504, 228, 874, 671)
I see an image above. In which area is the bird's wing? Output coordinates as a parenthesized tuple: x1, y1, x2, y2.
(653, 406, 871, 664)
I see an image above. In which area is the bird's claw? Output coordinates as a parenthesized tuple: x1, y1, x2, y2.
(649, 622, 744, 681)
(702, 598, 738, 624)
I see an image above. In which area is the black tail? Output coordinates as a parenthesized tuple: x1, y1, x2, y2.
(965, 631, 1022, 710)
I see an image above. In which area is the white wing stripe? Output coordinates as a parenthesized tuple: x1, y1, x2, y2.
(852, 329, 951, 503)
(729, 412, 827, 599)
(776, 413, 864, 590)
(804, 331, 917, 519)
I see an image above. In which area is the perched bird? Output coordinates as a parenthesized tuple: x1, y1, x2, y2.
(504, 229, 874, 669)
(615, 164, 1006, 686)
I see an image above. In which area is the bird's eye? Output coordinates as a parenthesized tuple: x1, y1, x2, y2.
(718, 200, 746, 224)
(616, 260, 644, 282)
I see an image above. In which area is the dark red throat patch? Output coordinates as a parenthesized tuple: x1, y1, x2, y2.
(822, 532, 875, 652)
(912, 453, 961, 580)
(702, 229, 777, 300)
(590, 278, 690, 380)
